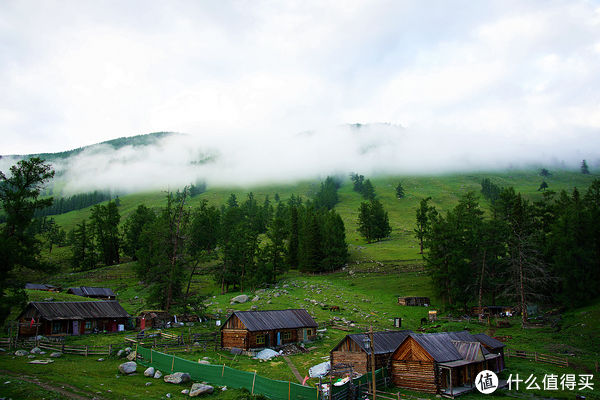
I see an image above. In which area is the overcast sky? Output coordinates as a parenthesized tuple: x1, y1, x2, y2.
(1, 1, 600, 168)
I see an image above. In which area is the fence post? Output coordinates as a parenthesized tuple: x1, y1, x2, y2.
(595, 361, 598, 372)
(171, 354, 175, 372)
(566, 357, 569, 368)
(222, 364, 225, 377)
(251, 370, 257, 395)
(535, 352, 538, 362)
(288, 380, 291, 400)
(109, 344, 112, 356)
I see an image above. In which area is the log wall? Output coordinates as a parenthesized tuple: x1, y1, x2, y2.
(391, 360, 437, 393)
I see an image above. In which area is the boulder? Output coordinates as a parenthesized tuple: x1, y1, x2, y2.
(97, 358, 105, 362)
(164, 372, 191, 384)
(116, 349, 125, 358)
(30, 347, 42, 354)
(49, 352, 62, 358)
(154, 370, 163, 379)
(144, 367, 155, 377)
(252, 296, 260, 302)
(118, 361, 137, 375)
(145, 382, 152, 386)
(197, 360, 210, 365)
(230, 294, 249, 304)
(14, 350, 28, 356)
(181, 389, 190, 395)
(189, 383, 214, 397)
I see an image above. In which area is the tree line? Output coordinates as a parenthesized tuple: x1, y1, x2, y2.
(417, 181, 600, 324)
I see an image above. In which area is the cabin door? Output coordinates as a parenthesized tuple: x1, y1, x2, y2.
(72, 321, 79, 335)
(277, 332, 281, 345)
(303, 329, 307, 341)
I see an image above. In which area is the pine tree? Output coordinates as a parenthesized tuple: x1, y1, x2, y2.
(396, 183, 405, 199)
(123, 205, 156, 260)
(70, 220, 97, 271)
(357, 199, 391, 242)
(581, 159, 590, 174)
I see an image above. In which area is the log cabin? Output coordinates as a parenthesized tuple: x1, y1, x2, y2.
(220, 309, 317, 350)
(67, 286, 116, 300)
(391, 331, 503, 397)
(330, 330, 413, 374)
(17, 301, 130, 336)
(25, 283, 59, 292)
(397, 296, 430, 306)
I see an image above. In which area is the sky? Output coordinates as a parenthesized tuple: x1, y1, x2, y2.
(1, 1, 600, 189)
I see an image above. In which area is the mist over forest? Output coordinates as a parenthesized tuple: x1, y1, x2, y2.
(1, 124, 598, 194)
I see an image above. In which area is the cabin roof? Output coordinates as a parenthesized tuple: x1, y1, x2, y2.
(226, 309, 317, 332)
(335, 330, 413, 355)
(18, 301, 129, 321)
(25, 283, 55, 290)
(67, 286, 115, 297)
(473, 333, 506, 349)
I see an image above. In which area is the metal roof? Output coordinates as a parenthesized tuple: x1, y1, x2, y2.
(344, 330, 413, 355)
(410, 332, 463, 362)
(230, 309, 317, 331)
(25, 283, 53, 290)
(473, 333, 506, 349)
(67, 286, 115, 297)
(20, 301, 129, 320)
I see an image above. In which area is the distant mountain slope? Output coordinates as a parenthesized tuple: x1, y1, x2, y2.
(2, 131, 177, 160)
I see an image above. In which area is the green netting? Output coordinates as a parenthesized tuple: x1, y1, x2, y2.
(136, 346, 319, 400)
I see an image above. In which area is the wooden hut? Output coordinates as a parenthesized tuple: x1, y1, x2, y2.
(330, 330, 412, 374)
(471, 305, 513, 317)
(220, 309, 317, 350)
(25, 283, 59, 292)
(17, 301, 130, 336)
(398, 297, 430, 306)
(391, 331, 498, 396)
(67, 286, 116, 300)
(473, 333, 506, 372)
(137, 310, 172, 330)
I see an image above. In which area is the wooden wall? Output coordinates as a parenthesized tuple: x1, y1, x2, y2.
(221, 329, 248, 349)
(391, 360, 437, 393)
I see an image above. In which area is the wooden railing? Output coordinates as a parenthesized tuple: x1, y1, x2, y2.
(506, 348, 569, 367)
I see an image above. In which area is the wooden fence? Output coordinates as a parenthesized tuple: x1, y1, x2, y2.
(0, 337, 117, 356)
(506, 348, 569, 367)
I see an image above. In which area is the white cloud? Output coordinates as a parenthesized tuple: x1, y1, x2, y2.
(0, 0, 598, 179)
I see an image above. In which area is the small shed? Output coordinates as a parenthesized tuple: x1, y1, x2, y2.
(471, 305, 513, 317)
(137, 310, 172, 330)
(398, 297, 430, 306)
(67, 286, 116, 300)
(220, 309, 317, 350)
(390, 331, 499, 396)
(330, 330, 413, 374)
(17, 301, 130, 336)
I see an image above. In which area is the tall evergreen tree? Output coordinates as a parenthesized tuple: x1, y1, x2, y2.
(357, 199, 391, 243)
(0, 158, 54, 325)
(70, 220, 97, 271)
(414, 197, 435, 254)
(581, 159, 590, 174)
(89, 201, 121, 266)
(396, 182, 405, 199)
(123, 204, 156, 260)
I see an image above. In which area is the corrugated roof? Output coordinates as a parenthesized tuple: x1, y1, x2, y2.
(231, 309, 317, 331)
(473, 333, 506, 349)
(345, 330, 413, 355)
(25, 283, 51, 290)
(68, 286, 115, 297)
(23, 301, 129, 320)
(410, 332, 463, 362)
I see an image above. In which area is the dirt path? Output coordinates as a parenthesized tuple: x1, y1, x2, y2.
(282, 356, 304, 384)
(0, 369, 106, 400)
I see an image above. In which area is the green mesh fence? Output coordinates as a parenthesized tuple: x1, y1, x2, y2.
(136, 346, 319, 400)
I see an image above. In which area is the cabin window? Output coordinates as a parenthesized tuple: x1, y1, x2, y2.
(256, 334, 266, 345)
(282, 331, 292, 341)
(306, 329, 313, 336)
(85, 321, 92, 330)
(52, 321, 61, 334)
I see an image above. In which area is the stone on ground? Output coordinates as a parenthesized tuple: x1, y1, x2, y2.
(118, 361, 137, 375)
(163, 372, 191, 384)
(189, 383, 214, 397)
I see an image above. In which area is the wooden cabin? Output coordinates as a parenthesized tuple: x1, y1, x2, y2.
(398, 297, 430, 306)
(391, 331, 500, 397)
(25, 283, 59, 292)
(473, 333, 506, 372)
(137, 310, 172, 330)
(67, 286, 116, 300)
(17, 301, 130, 336)
(471, 305, 513, 317)
(330, 330, 412, 374)
(220, 309, 317, 350)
